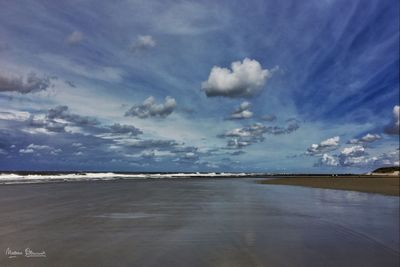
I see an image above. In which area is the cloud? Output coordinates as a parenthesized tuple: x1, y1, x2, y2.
(130, 35, 156, 52)
(19, 144, 61, 155)
(222, 123, 266, 139)
(1, 113, 147, 167)
(307, 136, 340, 155)
(27, 115, 66, 133)
(230, 150, 245, 156)
(348, 133, 381, 145)
(29, 107, 142, 137)
(338, 156, 370, 167)
(220, 119, 300, 149)
(65, 80, 76, 88)
(150, 2, 227, 35)
(317, 148, 399, 168)
(316, 153, 339, 166)
(38, 54, 124, 82)
(72, 143, 83, 148)
(229, 101, 253, 119)
(0, 110, 30, 121)
(265, 119, 300, 135)
(384, 105, 400, 135)
(220, 123, 267, 149)
(47, 105, 100, 126)
(315, 145, 367, 167)
(125, 96, 176, 118)
(170, 146, 198, 154)
(372, 151, 400, 166)
(128, 139, 179, 150)
(181, 152, 199, 161)
(262, 114, 277, 122)
(226, 139, 250, 149)
(66, 31, 84, 45)
(0, 148, 7, 155)
(0, 105, 197, 168)
(26, 106, 109, 134)
(202, 58, 276, 98)
(106, 123, 142, 136)
(340, 145, 366, 157)
(0, 72, 52, 94)
(336, 145, 369, 167)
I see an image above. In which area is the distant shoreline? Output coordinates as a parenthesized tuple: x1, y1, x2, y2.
(1, 172, 399, 191)
(260, 176, 400, 196)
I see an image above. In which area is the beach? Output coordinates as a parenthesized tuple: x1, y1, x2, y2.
(261, 176, 400, 196)
(0, 178, 399, 267)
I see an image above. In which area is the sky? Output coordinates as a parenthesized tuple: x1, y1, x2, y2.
(0, 0, 399, 173)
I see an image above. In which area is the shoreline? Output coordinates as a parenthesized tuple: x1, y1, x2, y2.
(260, 176, 400, 196)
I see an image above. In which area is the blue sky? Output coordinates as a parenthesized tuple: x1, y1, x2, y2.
(0, 0, 398, 173)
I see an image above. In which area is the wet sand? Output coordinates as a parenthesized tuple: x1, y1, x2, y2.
(261, 176, 400, 196)
(0, 178, 399, 267)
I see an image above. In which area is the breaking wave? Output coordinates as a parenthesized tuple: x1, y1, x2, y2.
(0, 172, 255, 184)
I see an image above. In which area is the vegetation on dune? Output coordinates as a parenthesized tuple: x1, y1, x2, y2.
(260, 176, 400, 196)
(372, 166, 400, 173)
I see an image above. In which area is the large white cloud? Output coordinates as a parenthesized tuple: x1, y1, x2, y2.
(201, 58, 276, 98)
(384, 105, 400, 135)
(125, 96, 176, 118)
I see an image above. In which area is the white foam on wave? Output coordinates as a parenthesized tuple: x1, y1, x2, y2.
(0, 172, 253, 184)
